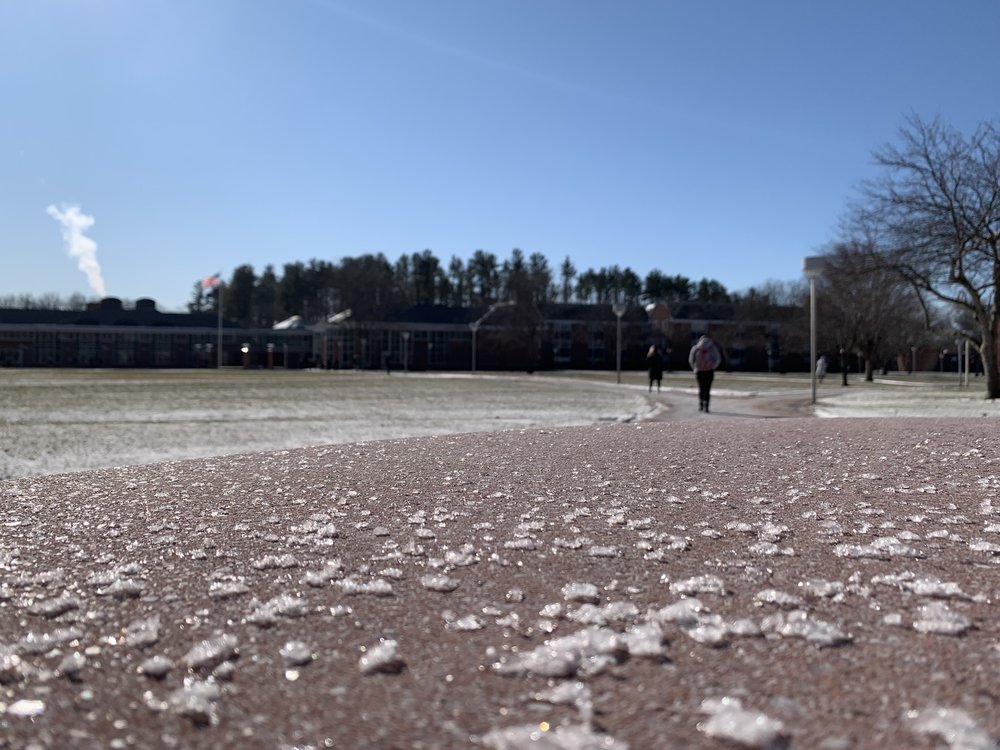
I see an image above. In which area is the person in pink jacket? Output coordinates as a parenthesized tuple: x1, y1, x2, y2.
(688, 335, 722, 412)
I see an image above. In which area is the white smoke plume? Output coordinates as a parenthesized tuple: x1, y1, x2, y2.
(46, 204, 107, 297)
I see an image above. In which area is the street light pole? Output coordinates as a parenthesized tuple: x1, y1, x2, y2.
(612, 302, 626, 384)
(326, 309, 353, 371)
(471, 324, 477, 372)
(956, 337, 962, 385)
(965, 339, 970, 387)
(803, 256, 826, 404)
(470, 301, 516, 373)
(217, 283, 224, 368)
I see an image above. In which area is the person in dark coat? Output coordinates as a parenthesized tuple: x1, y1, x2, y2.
(647, 345, 664, 392)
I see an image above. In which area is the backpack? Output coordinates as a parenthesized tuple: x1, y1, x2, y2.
(695, 343, 718, 371)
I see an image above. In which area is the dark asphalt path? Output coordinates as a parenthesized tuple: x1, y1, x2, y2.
(1, 417, 997, 749)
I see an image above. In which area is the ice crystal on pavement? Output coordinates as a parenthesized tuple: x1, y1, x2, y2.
(359, 639, 406, 675)
(481, 722, 629, 749)
(908, 706, 997, 750)
(699, 696, 786, 749)
(183, 634, 239, 673)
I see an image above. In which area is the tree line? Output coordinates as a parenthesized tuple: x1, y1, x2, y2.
(0, 292, 93, 310)
(0, 253, 739, 323)
(187, 250, 742, 329)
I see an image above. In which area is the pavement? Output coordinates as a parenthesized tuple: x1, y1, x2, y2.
(640, 380, 815, 421)
(2, 405, 999, 749)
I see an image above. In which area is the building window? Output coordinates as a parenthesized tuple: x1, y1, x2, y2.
(587, 328, 606, 364)
(552, 323, 572, 364)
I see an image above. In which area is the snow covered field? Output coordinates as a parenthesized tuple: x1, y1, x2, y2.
(680, 372, 1000, 419)
(813, 376, 1000, 418)
(2, 369, 996, 479)
(0, 369, 652, 479)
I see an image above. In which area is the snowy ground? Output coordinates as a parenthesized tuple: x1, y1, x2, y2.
(812, 376, 1000, 418)
(0, 369, 651, 479)
(1, 369, 996, 479)
(646, 371, 1000, 419)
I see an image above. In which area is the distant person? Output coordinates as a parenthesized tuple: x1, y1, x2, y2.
(688, 334, 722, 412)
(646, 345, 664, 392)
(816, 355, 829, 383)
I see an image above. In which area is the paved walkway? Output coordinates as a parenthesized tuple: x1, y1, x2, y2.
(3, 416, 996, 748)
(640, 383, 815, 421)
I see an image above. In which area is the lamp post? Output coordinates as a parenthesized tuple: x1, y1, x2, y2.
(802, 256, 826, 404)
(964, 339, 970, 386)
(326, 309, 352, 370)
(216, 283, 224, 369)
(470, 301, 516, 372)
(401, 331, 410, 373)
(956, 337, 962, 385)
(612, 302, 626, 384)
(470, 324, 478, 373)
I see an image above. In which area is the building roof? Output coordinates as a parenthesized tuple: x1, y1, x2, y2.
(380, 305, 475, 326)
(0, 298, 231, 328)
(544, 303, 663, 323)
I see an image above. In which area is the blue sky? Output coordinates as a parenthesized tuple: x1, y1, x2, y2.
(2, 0, 998, 311)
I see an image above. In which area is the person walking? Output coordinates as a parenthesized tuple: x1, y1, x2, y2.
(688, 334, 722, 412)
(816, 355, 829, 383)
(646, 345, 664, 392)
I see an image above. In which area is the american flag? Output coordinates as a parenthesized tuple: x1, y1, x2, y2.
(201, 273, 222, 290)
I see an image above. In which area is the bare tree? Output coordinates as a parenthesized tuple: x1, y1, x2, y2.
(857, 116, 1000, 397)
(818, 242, 926, 381)
(755, 279, 807, 307)
(66, 292, 89, 311)
(2, 292, 95, 310)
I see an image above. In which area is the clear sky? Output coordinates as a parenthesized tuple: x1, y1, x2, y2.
(2, 0, 998, 311)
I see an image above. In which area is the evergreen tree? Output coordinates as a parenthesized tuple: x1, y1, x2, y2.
(559, 257, 576, 303)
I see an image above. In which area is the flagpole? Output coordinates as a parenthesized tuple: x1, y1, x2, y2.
(217, 283, 223, 368)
